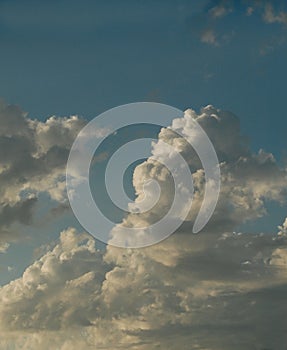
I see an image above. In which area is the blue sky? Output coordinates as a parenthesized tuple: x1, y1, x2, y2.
(0, 0, 286, 156)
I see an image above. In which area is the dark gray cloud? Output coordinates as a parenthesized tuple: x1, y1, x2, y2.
(0, 197, 37, 227)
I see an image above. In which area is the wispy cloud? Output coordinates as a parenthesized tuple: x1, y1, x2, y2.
(200, 28, 219, 46)
(246, 6, 254, 16)
(209, 2, 233, 19)
(263, 3, 287, 24)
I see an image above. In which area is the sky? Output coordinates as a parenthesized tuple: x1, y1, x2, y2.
(0, 1, 287, 349)
(0, 0, 287, 155)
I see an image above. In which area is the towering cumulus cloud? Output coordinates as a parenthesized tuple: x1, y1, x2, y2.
(0, 102, 287, 349)
(110, 105, 286, 243)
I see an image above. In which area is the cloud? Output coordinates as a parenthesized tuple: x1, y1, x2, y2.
(193, 1, 287, 53)
(0, 224, 287, 349)
(0, 197, 38, 249)
(200, 28, 218, 46)
(242, 1, 287, 25)
(0, 242, 9, 253)
(1, 102, 286, 244)
(246, 6, 254, 16)
(0, 197, 37, 227)
(109, 105, 287, 247)
(0, 228, 107, 330)
(278, 217, 287, 236)
(0, 100, 85, 204)
(209, 3, 233, 18)
(263, 3, 287, 25)
(0, 102, 287, 349)
(0, 99, 85, 247)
